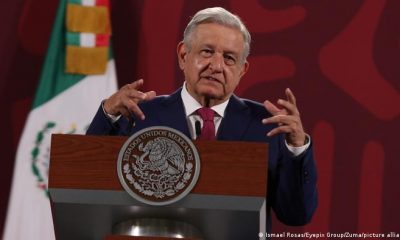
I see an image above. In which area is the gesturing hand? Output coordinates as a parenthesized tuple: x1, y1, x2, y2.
(262, 88, 306, 147)
(103, 79, 156, 120)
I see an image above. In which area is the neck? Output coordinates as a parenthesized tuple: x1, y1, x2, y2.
(183, 82, 230, 107)
(203, 98, 211, 107)
(197, 95, 229, 107)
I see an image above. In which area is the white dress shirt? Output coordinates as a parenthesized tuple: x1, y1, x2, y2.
(180, 82, 228, 140)
(180, 82, 310, 156)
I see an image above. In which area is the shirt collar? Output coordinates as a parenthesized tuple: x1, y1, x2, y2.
(181, 82, 229, 118)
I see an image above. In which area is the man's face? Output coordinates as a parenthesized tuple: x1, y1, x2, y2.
(177, 23, 249, 106)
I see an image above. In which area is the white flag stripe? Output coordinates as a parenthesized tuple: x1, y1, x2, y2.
(3, 60, 117, 240)
(80, 32, 96, 47)
(82, 0, 95, 7)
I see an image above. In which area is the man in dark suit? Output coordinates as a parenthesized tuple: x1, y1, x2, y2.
(87, 7, 317, 232)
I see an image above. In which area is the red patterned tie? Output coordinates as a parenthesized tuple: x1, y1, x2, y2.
(197, 107, 215, 140)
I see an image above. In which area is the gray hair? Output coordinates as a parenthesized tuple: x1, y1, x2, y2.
(183, 7, 251, 62)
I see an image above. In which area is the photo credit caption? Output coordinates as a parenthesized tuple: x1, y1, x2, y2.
(258, 231, 400, 239)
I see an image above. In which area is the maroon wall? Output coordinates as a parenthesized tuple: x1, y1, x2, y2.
(1, 0, 399, 236)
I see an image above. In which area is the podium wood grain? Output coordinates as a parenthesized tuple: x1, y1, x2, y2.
(49, 134, 267, 197)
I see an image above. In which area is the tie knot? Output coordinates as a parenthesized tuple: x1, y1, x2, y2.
(197, 107, 214, 121)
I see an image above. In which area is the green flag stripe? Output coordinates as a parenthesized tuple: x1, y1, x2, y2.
(68, 0, 82, 5)
(66, 32, 80, 46)
(32, 0, 86, 109)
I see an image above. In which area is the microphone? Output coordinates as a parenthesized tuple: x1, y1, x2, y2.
(195, 120, 201, 139)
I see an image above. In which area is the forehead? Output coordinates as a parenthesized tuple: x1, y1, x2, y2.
(190, 23, 245, 52)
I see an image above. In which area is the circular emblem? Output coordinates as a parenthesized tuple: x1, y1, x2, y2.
(117, 126, 201, 206)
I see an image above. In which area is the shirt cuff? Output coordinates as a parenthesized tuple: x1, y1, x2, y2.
(285, 134, 311, 157)
(101, 100, 121, 123)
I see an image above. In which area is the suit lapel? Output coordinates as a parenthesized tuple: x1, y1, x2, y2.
(154, 90, 253, 140)
(156, 88, 191, 138)
(217, 95, 252, 140)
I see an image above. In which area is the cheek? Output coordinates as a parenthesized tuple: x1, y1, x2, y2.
(192, 58, 208, 72)
(225, 70, 242, 87)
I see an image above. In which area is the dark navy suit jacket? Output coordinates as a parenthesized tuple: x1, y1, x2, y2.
(86, 88, 318, 231)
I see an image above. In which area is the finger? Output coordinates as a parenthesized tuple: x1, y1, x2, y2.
(124, 79, 144, 98)
(127, 90, 157, 104)
(143, 90, 157, 101)
(277, 99, 299, 116)
(285, 88, 296, 105)
(262, 115, 296, 125)
(123, 98, 146, 120)
(119, 107, 131, 119)
(127, 90, 147, 101)
(128, 79, 144, 89)
(104, 80, 147, 116)
(263, 100, 283, 115)
(267, 125, 292, 137)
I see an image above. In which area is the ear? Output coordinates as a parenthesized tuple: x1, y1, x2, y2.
(177, 41, 187, 70)
(239, 61, 250, 78)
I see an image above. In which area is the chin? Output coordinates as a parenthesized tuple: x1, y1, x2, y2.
(198, 88, 223, 99)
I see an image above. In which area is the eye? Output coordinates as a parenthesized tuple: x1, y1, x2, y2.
(200, 49, 213, 57)
(224, 54, 236, 66)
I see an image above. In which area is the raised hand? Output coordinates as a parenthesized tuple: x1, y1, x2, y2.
(103, 79, 156, 120)
(262, 88, 306, 147)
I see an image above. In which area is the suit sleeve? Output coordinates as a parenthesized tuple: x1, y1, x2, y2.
(86, 104, 130, 136)
(268, 134, 318, 226)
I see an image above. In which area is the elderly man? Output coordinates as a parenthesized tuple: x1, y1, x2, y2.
(87, 7, 317, 232)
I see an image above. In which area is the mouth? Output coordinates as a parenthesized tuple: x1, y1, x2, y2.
(201, 76, 222, 84)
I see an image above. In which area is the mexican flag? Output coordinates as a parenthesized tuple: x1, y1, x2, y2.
(3, 0, 117, 239)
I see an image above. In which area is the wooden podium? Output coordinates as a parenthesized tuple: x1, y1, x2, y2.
(49, 134, 268, 240)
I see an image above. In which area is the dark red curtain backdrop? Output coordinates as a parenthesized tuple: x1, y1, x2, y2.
(1, 0, 399, 236)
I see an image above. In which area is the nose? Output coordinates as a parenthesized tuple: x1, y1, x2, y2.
(208, 54, 223, 72)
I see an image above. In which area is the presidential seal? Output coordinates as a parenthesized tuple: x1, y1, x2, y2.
(117, 126, 201, 206)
